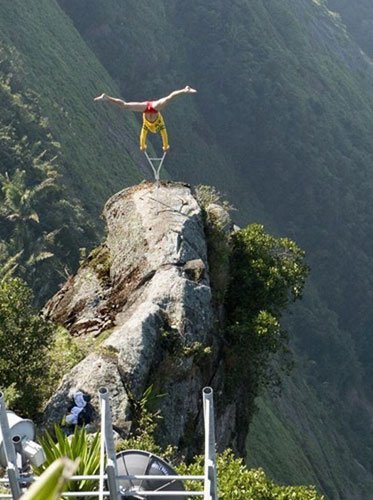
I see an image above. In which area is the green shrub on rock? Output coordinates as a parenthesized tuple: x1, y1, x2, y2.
(178, 449, 323, 499)
(225, 223, 309, 401)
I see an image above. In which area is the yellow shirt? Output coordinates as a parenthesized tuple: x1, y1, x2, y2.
(140, 112, 169, 151)
(143, 112, 165, 133)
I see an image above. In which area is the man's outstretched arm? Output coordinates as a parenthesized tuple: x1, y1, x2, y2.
(94, 93, 147, 112)
(152, 86, 197, 110)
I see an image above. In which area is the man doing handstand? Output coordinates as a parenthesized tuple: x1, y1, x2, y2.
(94, 86, 197, 152)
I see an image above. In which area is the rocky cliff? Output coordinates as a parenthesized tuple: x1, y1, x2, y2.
(43, 182, 239, 454)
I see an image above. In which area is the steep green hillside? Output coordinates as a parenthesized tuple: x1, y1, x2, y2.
(0, 46, 95, 301)
(328, 0, 373, 58)
(0, 0, 143, 219)
(247, 373, 372, 498)
(1, 0, 373, 497)
(0, 0, 156, 300)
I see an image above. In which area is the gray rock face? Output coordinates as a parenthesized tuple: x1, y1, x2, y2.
(43, 182, 227, 450)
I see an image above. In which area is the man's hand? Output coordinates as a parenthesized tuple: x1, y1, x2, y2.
(184, 86, 197, 93)
(94, 93, 108, 102)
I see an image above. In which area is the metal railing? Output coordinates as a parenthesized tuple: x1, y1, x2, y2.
(0, 387, 217, 499)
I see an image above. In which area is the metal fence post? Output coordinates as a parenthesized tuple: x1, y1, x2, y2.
(202, 387, 217, 500)
(99, 387, 119, 500)
(0, 393, 22, 499)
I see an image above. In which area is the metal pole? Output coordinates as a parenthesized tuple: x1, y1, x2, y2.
(202, 387, 217, 500)
(0, 393, 22, 499)
(98, 393, 106, 500)
(11, 436, 25, 471)
(98, 387, 119, 500)
(121, 492, 203, 497)
(55, 493, 110, 498)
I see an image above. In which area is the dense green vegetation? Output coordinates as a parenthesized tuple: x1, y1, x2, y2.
(0, 276, 53, 416)
(0, 274, 88, 418)
(34, 426, 101, 495)
(0, 46, 97, 302)
(0, 1, 143, 219)
(0, 0, 150, 302)
(180, 451, 323, 500)
(225, 224, 308, 409)
(115, 395, 323, 498)
(32, 411, 323, 500)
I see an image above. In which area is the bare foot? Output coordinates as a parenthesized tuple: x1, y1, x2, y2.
(94, 93, 107, 101)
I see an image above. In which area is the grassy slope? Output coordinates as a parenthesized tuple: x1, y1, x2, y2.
(0, 0, 145, 218)
(247, 375, 373, 499)
(327, 0, 373, 58)
(171, 3, 373, 496)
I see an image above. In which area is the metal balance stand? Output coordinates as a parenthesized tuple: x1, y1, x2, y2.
(144, 151, 167, 186)
(0, 387, 218, 499)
